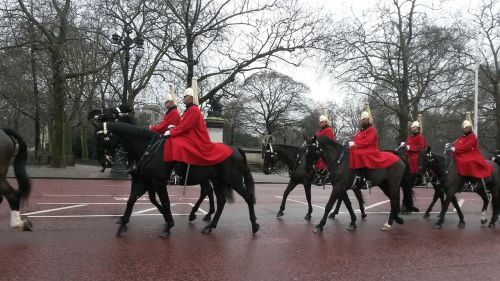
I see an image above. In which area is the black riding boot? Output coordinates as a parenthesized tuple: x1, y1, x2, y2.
(173, 162, 187, 185)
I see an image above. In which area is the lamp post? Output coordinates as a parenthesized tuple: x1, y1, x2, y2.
(109, 27, 144, 178)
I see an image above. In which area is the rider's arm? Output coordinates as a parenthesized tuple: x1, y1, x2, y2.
(353, 127, 377, 148)
(170, 107, 200, 137)
(454, 135, 476, 154)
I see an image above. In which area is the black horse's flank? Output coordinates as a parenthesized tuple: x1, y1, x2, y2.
(93, 121, 258, 236)
(263, 143, 366, 221)
(0, 128, 33, 231)
(306, 135, 406, 232)
(422, 146, 500, 229)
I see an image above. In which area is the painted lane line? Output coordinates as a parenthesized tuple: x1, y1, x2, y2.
(188, 203, 208, 214)
(453, 199, 465, 212)
(274, 196, 325, 209)
(133, 207, 163, 215)
(22, 204, 87, 216)
(43, 194, 176, 197)
(355, 200, 390, 212)
(26, 213, 192, 218)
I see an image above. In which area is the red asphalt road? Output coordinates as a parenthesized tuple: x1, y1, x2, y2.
(1, 179, 500, 281)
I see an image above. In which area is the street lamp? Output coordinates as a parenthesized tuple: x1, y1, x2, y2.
(109, 27, 145, 178)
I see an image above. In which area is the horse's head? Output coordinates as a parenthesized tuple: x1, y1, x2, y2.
(95, 122, 121, 156)
(304, 136, 320, 172)
(418, 146, 431, 175)
(491, 150, 500, 167)
(87, 106, 136, 125)
(262, 143, 278, 175)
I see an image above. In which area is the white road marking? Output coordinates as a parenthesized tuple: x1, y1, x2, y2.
(188, 203, 208, 214)
(359, 200, 390, 211)
(22, 204, 87, 215)
(26, 213, 193, 218)
(274, 196, 325, 209)
(453, 199, 465, 212)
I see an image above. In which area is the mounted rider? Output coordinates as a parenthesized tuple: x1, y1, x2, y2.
(399, 119, 427, 213)
(149, 84, 181, 134)
(163, 85, 233, 183)
(349, 105, 399, 189)
(313, 115, 336, 185)
(451, 114, 493, 190)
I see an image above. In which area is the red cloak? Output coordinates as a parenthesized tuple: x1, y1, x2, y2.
(315, 126, 336, 170)
(404, 133, 427, 174)
(453, 132, 492, 179)
(150, 107, 181, 134)
(349, 125, 399, 169)
(163, 104, 233, 166)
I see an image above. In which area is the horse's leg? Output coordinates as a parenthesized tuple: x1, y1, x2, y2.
(314, 186, 343, 233)
(155, 184, 175, 238)
(116, 179, 147, 237)
(231, 183, 259, 233)
(488, 187, 499, 228)
(380, 182, 403, 231)
(433, 189, 456, 229)
(340, 191, 357, 231)
(0, 179, 32, 231)
(476, 188, 489, 225)
(450, 194, 465, 228)
(328, 198, 340, 219)
(424, 185, 441, 218)
(353, 188, 367, 220)
(303, 182, 313, 220)
(202, 185, 226, 234)
(277, 180, 299, 218)
(204, 182, 215, 221)
(189, 182, 209, 222)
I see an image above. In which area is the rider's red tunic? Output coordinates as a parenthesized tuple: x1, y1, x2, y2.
(315, 126, 336, 170)
(349, 125, 399, 169)
(404, 133, 427, 174)
(150, 107, 181, 134)
(163, 104, 233, 166)
(453, 132, 492, 179)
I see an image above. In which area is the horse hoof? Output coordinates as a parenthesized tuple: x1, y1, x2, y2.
(276, 210, 284, 218)
(252, 223, 260, 234)
(201, 227, 212, 234)
(328, 213, 336, 219)
(347, 223, 357, 231)
(458, 221, 465, 228)
(304, 214, 312, 220)
(188, 213, 197, 221)
(202, 214, 212, 222)
(394, 216, 404, 225)
(488, 222, 496, 228)
(423, 213, 430, 219)
(159, 229, 171, 238)
(116, 217, 124, 224)
(313, 225, 323, 233)
(22, 220, 33, 232)
(381, 223, 391, 231)
(432, 223, 442, 229)
(116, 225, 128, 237)
(361, 213, 367, 220)
(481, 219, 488, 225)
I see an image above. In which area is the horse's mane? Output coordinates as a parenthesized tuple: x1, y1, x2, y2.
(317, 135, 343, 150)
(273, 144, 299, 152)
(107, 122, 157, 140)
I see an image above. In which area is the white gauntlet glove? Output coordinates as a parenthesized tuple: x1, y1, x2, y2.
(406, 145, 410, 150)
(164, 130, 171, 137)
(167, 125, 176, 129)
(451, 147, 455, 152)
(348, 141, 355, 147)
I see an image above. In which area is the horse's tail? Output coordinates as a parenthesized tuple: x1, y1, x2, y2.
(238, 148, 256, 204)
(3, 128, 31, 200)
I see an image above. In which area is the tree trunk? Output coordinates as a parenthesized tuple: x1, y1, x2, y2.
(50, 52, 66, 168)
(80, 124, 89, 160)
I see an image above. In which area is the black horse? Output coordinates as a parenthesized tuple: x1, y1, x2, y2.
(417, 147, 479, 224)
(262, 143, 366, 220)
(428, 147, 500, 229)
(0, 128, 32, 231)
(305, 136, 406, 232)
(93, 121, 258, 236)
(88, 108, 216, 235)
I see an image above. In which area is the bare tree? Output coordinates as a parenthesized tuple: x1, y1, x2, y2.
(322, 0, 471, 142)
(240, 70, 309, 139)
(161, 0, 325, 104)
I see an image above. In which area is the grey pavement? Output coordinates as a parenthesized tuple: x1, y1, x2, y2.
(6, 164, 289, 184)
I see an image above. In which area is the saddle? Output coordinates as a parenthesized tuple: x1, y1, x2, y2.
(312, 168, 331, 187)
(352, 168, 372, 190)
(461, 176, 487, 193)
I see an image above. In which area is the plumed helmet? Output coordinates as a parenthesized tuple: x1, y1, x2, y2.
(411, 121, 420, 128)
(184, 88, 194, 97)
(360, 111, 370, 120)
(165, 93, 176, 105)
(319, 115, 328, 123)
(462, 120, 472, 129)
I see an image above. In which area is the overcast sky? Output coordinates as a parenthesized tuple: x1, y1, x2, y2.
(280, 0, 478, 105)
